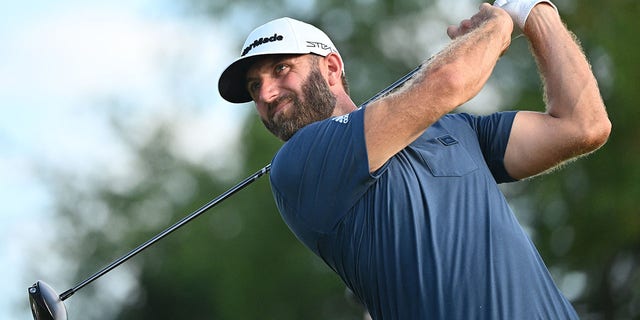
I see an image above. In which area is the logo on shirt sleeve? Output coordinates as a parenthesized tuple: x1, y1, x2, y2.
(332, 114, 350, 124)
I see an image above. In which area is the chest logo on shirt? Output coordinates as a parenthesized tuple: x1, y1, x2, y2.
(437, 134, 459, 146)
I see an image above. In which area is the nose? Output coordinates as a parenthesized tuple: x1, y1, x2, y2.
(256, 77, 279, 105)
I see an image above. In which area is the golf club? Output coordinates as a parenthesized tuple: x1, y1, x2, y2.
(28, 64, 423, 320)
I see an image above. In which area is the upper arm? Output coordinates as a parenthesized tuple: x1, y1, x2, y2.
(504, 111, 562, 179)
(504, 111, 608, 180)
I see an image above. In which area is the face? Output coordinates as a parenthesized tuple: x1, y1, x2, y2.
(246, 55, 337, 141)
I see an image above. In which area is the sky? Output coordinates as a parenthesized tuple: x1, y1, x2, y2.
(0, 1, 248, 318)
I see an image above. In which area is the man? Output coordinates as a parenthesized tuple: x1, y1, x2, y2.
(218, 0, 610, 319)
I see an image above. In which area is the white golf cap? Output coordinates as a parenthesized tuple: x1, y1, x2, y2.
(218, 17, 342, 104)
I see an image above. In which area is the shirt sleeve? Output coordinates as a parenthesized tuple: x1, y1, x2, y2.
(460, 111, 518, 183)
(269, 108, 374, 249)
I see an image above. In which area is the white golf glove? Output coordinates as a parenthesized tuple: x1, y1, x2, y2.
(493, 0, 558, 30)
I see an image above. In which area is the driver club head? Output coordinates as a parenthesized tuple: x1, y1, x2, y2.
(28, 281, 68, 320)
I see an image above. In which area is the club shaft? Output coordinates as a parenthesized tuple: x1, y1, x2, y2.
(359, 65, 421, 107)
(60, 164, 271, 301)
(58, 63, 424, 302)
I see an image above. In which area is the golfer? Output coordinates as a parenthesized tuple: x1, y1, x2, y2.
(218, 0, 610, 318)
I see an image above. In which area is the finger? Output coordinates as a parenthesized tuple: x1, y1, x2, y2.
(446, 25, 459, 39)
(480, 2, 494, 10)
(461, 19, 474, 30)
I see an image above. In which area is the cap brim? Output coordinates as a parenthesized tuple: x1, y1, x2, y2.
(218, 52, 327, 104)
(218, 55, 260, 104)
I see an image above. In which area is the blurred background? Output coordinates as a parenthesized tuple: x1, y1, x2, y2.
(1, 0, 638, 319)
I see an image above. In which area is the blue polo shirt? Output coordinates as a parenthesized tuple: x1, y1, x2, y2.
(270, 107, 578, 319)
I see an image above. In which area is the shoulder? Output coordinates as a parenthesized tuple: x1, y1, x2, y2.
(272, 108, 367, 178)
(275, 108, 365, 158)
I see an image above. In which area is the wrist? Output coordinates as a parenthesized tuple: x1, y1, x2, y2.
(494, 0, 559, 30)
(523, 3, 563, 40)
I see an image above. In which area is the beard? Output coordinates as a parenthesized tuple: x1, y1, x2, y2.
(261, 63, 337, 141)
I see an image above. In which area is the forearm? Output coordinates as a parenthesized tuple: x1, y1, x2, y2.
(387, 5, 512, 126)
(525, 4, 610, 142)
(364, 4, 513, 171)
(423, 18, 509, 108)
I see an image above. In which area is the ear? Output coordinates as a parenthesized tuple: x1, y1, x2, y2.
(324, 53, 344, 88)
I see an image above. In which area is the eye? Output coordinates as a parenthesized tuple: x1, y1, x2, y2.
(274, 63, 289, 74)
(247, 80, 260, 95)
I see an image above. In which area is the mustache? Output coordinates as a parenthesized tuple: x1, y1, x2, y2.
(266, 93, 295, 115)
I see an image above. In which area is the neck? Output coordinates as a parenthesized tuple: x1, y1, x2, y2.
(331, 94, 358, 117)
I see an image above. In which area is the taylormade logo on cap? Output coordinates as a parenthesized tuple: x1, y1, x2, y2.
(242, 34, 285, 56)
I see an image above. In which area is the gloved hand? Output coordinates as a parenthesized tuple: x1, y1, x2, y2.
(493, 0, 558, 30)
